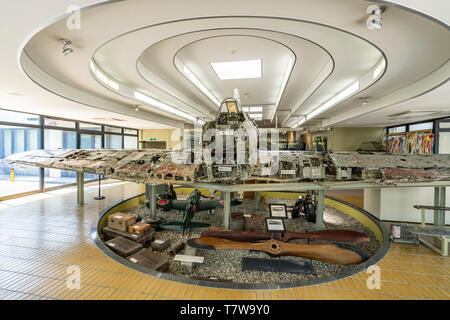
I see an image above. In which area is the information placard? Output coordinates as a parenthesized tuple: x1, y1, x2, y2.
(269, 203, 287, 218)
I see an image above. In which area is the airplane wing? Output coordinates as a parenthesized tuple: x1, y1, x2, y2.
(6, 149, 197, 184)
(156, 199, 187, 211)
(196, 198, 242, 212)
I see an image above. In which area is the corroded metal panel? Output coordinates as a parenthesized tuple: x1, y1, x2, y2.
(7, 149, 450, 184)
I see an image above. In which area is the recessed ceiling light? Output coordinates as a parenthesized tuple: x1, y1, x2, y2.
(373, 58, 386, 79)
(306, 81, 359, 121)
(181, 64, 220, 106)
(210, 59, 261, 80)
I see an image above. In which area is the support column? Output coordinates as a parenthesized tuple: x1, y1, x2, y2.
(76, 172, 84, 206)
(223, 191, 231, 229)
(146, 184, 157, 217)
(434, 187, 446, 227)
(315, 190, 324, 229)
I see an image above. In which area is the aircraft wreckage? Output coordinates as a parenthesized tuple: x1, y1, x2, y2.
(6, 98, 450, 185)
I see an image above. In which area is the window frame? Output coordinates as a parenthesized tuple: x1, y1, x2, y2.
(0, 108, 139, 200)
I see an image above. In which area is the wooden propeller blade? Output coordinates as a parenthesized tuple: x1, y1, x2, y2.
(284, 230, 370, 242)
(200, 229, 370, 243)
(188, 237, 369, 265)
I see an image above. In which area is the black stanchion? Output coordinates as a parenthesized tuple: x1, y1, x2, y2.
(94, 175, 105, 200)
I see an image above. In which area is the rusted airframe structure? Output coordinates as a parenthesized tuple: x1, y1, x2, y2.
(6, 97, 450, 185)
(7, 148, 450, 184)
(6, 98, 450, 230)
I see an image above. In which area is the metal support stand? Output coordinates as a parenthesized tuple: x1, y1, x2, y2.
(76, 172, 84, 206)
(224, 191, 231, 229)
(94, 175, 105, 200)
(434, 186, 446, 227)
(254, 191, 260, 213)
(232, 192, 239, 213)
(146, 184, 157, 217)
(316, 190, 324, 230)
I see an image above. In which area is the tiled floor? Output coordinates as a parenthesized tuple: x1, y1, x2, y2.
(0, 182, 448, 300)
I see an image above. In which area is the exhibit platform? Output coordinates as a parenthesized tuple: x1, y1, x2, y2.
(0, 182, 448, 299)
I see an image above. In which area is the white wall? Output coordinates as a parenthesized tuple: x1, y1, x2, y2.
(364, 187, 450, 225)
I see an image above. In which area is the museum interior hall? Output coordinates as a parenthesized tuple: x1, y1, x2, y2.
(0, 0, 448, 301)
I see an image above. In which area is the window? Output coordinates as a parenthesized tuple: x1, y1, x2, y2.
(0, 108, 138, 199)
(0, 125, 41, 197)
(80, 134, 102, 181)
(440, 122, 450, 129)
(105, 134, 122, 149)
(388, 126, 406, 134)
(409, 122, 433, 131)
(80, 122, 102, 131)
(44, 118, 75, 128)
(44, 129, 77, 149)
(124, 136, 138, 149)
(0, 109, 40, 125)
(104, 126, 122, 133)
(124, 128, 138, 135)
(44, 129, 77, 188)
(80, 134, 102, 149)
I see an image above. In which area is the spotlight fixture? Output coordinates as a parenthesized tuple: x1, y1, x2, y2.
(60, 39, 74, 56)
(359, 97, 370, 106)
(135, 105, 140, 111)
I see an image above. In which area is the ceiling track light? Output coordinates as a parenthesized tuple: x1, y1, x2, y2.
(306, 81, 359, 121)
(271, 56, 295, 122)
(60, 39, 73, 56)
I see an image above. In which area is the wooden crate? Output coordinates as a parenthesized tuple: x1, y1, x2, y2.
(102, 226, 155, 247)
(128, 222, 151, 235)
(127, 248, 169, 272)
(108, 213, 136, 232)
(104, 236, 143, 258)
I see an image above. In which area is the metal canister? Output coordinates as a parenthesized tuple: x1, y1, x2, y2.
(169, 240, 186, 257)
(230, 212, 244, 230)
(244, 215, 265, 232)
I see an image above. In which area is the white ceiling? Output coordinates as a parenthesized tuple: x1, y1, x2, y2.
(0, 0, 448, 131)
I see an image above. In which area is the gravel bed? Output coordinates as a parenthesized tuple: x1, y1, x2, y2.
(120, 195, 380, 285)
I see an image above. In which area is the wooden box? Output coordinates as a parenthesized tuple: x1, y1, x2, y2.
(128, 222, 151, 235)
(108, 213, 136, 232)
(127, 248, 169, 272)
(102, 226, 155, 247)
(105, 236, 143, 258)
(151, 239, 171, 251)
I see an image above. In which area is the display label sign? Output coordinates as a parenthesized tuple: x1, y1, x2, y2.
(173, 255, 204, 264)
(281, 169, 296, 175)
(218, 166, 232, 172)
(269, 203, 288, 218)
(219, 129, 234, 136)
(266, 218, 286, 232)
